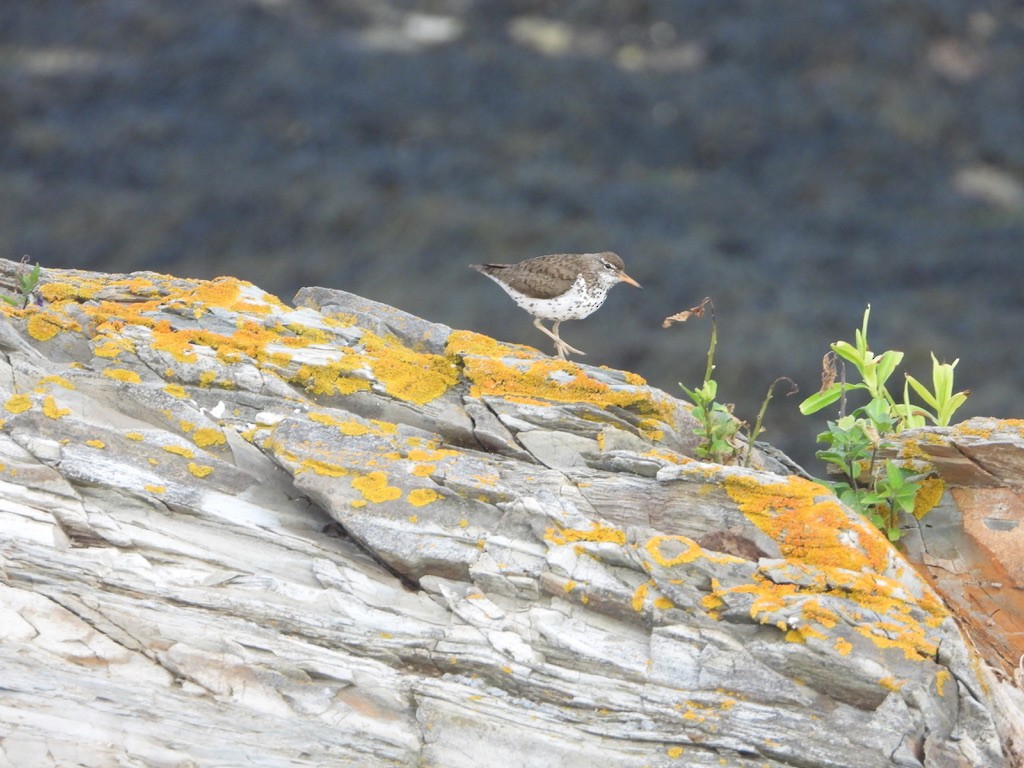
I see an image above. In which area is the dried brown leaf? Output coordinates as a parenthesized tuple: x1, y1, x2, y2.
(662, 297, 712, 328)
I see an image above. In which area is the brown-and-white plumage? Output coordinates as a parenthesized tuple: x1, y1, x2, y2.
(471, 251, 641, 359)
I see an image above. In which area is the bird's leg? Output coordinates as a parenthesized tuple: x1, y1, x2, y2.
(533, 318, 585, 359)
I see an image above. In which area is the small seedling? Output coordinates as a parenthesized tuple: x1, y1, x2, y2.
(0, 259, 42, 309)
(667, 298, 796, 467)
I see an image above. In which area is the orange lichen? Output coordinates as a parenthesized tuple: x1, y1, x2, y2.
(352, 471, 402, 503)
(545, 523, 627, 546)
(645, 535, 704, 567)
(42, 396, 70, 419)
(725, 474, 890, 573)
(854, 621, 937, 661)
(192, 428, 226, 448)
(102, 368, 142, 384)
(408, 488, 441, 507)
(801, 598, 839, 629)
(4, 394, 32, 414)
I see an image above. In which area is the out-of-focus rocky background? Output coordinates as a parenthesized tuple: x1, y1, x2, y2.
(3, 0, 1023, 467)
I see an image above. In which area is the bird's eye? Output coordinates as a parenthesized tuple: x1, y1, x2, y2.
(603, 261, 614, 270)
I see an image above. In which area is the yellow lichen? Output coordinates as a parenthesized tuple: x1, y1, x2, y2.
(126, 431, 144, 441)
(360, 330, 459, 405)
(408, 488, 441, 507)
(144, 485, 166, 494)
(38, 375, 75, 390)
(187, 462, 213, 478)
(163, 444, 195, 459)
(632, 581, 651, 612)
(193, 428, 227, 448)
(407, 447, 459, 462)
(935, 669, 952, 696)
(879, 675, 905, 692)
(85, 440, 105, 449)
(92, 336, 135, 359)
(299, 458, 348, 477)
(164, 383, 188, 399)
(545, 523, 626, 546)
(42, 396, 70, 419)
(352, 471, 402, 503)
(38, 280, 98, 303)
(912, 476, 945, 520)
(27, 310, 80, 341)
(667, 747, 684, 759)
(4, 394, 32, 414)
(453, 349, 673, 440)
(103, 368, 142, 384)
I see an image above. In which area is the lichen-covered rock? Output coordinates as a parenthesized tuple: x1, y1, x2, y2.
(0, 260, 1016, 767)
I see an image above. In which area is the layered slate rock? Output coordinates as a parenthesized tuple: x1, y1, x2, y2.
(0, 260, 1015, 767)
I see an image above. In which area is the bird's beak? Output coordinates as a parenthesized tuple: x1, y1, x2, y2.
(618, 271, 642, 288)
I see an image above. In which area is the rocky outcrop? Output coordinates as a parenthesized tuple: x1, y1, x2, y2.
(0, 260, 1018, 767)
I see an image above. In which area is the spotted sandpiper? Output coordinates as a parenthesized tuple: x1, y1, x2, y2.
(470, 251, 641, 359)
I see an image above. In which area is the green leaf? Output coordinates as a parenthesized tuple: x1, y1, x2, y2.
(831, 340, 864, 368)
(905, 373, 938, 411)
(798, 385, 844, 415)
(874, 350, 904, 389)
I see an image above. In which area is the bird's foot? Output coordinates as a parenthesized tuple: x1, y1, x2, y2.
(553, 338, 585, 359)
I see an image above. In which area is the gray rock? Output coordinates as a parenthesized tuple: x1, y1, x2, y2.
(0, 260, 1015, 768)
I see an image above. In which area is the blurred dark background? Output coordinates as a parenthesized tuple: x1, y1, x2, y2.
(3, 0, 1024, 470)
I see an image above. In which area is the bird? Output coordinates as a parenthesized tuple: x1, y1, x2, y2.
(470, 251, 641, 359)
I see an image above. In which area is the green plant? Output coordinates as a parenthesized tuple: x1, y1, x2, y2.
(800, 305, 969, 541)
(1, 260, 41, 309)
(668, 298, 796, 467)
